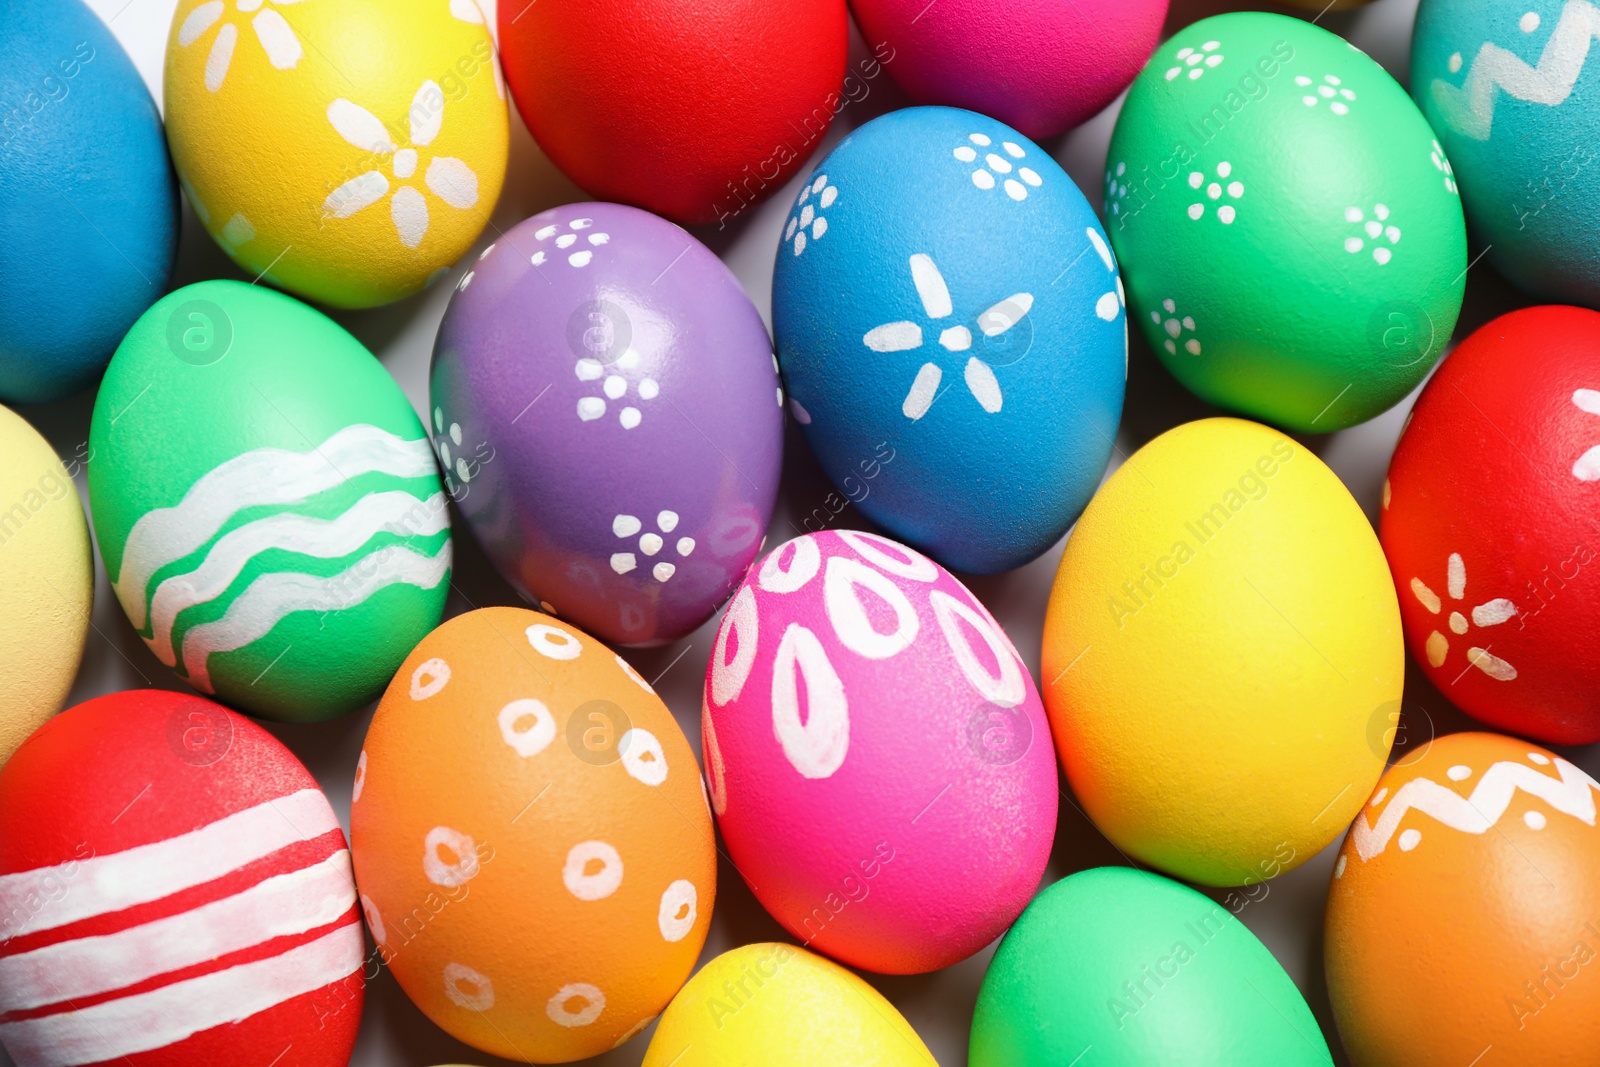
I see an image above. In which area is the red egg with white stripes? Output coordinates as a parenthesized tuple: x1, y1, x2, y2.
(702, 531, 1057, 974)
(1381, 306, 1600, 744)
(0, 690, 362, 1067)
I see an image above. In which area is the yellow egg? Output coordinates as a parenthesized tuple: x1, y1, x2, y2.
(643, 943, 936, 1066)
(0, 406, 92, 764)
(164, 0, 508, 308)
(1041, 418, 1402, 887)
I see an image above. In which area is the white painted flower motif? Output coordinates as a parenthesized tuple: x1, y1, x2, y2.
(863, 254, 1032, 420)
(1343, 204, 1401, 265)
(533, 218, 609, 269)
(1574, 389, 1600, 480)
(1430, 139, 1460, 195)
(1296, 74, 1356, 115)
(575, 347, 657, 429)
(1150, 298, 1201, 356)
(1085, 228, 1124, 323)
(1167, 40, 1223, 82)
(177, 0, 307, 93)
(954, 133, 1043, 201)
(1410, 552, 1518, 681)
(432, 406, 474, 491)
(1187, 163, 1243, 224)
(611, 511, 695, 583)
(322, 81, 481, 250)
(1105, 161, 1129, 218)
(786, 175, 836, 256)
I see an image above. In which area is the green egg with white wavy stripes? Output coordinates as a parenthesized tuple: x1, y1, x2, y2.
(89, 280, 451, 722)
(1106, 12, 1468, 432)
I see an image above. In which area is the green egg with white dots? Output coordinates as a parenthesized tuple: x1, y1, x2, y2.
(1106, 12, 1468, 432)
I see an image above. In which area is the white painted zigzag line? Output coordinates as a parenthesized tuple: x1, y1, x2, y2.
(181, 539, 454, 693)
(145, 490, 449, 666)
(0, 923, 363, 1067)
(1432, 0, 1600, 140)
(0, 789, 338, 940)
(0, 850, 355, 1013)
(1352, 758, 1600, 862)
(112, 424, 437, 629)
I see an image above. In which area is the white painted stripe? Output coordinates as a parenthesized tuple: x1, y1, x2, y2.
(146, 491, 449, 666)
(180, 539, 453, 692)
(0, 923, 363, 1067)
(0, 789, 337, 939)
(0, 851, 356, 1013)
(113, 425, 436, 628)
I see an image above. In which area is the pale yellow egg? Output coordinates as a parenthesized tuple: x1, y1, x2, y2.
(643, 943, 936, 1066)
(0, 406, 92, 765)
(164, 0, 508, 308)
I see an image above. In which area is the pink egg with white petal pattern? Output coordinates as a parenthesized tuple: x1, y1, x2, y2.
(701, 530, 1057, 974)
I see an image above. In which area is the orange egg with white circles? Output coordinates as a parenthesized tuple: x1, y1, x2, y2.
(349, 607, 715, 1063)
(1326, 731, 1600, 1066)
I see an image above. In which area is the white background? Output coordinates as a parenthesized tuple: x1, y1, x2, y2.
(13, 0, 1586, 1064)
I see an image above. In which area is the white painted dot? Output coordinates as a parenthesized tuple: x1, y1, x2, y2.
(986, 153, 1012, 174)
(444, 962, 494, 1011)
(820, 186, 837, 208)
(812, 175, 828, 193)
(1521, 11, 1541, 32)
(1189, 68, 1203, 80)
(547, 983, 604, 1028)
(1096, 293, 1120, 321)
(410, 657, 451, 700)
(1163, 298, 1177, 312)
(614, 514, 642, 537)
(611, 552, 636, 575)
(677, 537, 695, 556)
(531, 251, 546, 266)
(652, 561, 676, 582)
(603, 375, 627, 399)
(1164, 340, 1177, 354)
(621, 728, 668, 785)
(638, 378, 659, 400)
(972, 170, 995, 190)
(1346, 207, 1364, 222)
(1345, 237, 1365, 254)
(1003, 141, 1025, 158)
(1331, 102, 1349, 115)
(1399, 828, 1422, 851)
(658, 880, 697, 941)
(1295, 76, 1313, 86)
(563, 840, 623, 900)
(424, 826, 480, 887)
(526, 623, 581, 660)
(1227, 182, 1244, 198)
(1185, 339, 1201, 356)
(556, 233, 577, 249)
(1526, 810, 1548, 829)
(953, 145, 977, 163)
(433, 408, 444, 432)
(1303, 96, 1319, 107)
(1019, 167, 1041, 187)
(619, 406, 641, 429)
(589, 232, 609, 245)
(569, 251, 594, 267)
(1334, 855, 1346, 878)
(1375, 204, 1390, 220)
(1529, 752, 1552, 765)
(1218, 206, 1236, 224)
(535, 225, 558, 240)
(640, 533, 663, 556)
(1202, 41, 1220, 52)
(1189, 171, 1205, 189)
(577, 397, 605, 421)
(1373, 247, 1392, 265)
(455, 457, 471, 483)
(969, 132, 991, 146)
(800, 205, 815, 228)
(1447, 765, 1472, 781)
(1188, 204, 1205, 220)
(1004, 179, 1026, 200)
(499, 698, 556, 758)
(1207, 183, 1222, 200)
(1449, 52, 1464, 73)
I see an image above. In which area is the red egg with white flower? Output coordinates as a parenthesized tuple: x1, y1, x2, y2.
(1381, 305, 1600, 744)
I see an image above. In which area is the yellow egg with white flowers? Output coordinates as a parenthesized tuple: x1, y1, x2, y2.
(1041, 418, 1403, 889)
(643, 944, 936, 1066)
(164, 0, 508, 308)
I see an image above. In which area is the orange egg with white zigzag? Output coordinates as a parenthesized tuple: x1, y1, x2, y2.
(1326, 731, 1600, 1066)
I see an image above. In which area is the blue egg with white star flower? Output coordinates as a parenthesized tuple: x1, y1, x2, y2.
(772, 106, 1126, 574)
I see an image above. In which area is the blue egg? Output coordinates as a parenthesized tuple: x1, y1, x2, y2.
(0, 0, 178, 404)
(772, 106, 1126, 575)
(1413, 0, 1600, 305)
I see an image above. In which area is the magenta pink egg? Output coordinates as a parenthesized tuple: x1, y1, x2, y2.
(849, 0, 1169, 139)
(702, 530, 1057, 974)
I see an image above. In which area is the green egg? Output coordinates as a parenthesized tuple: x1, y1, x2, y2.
(970, 867, 1333, 1066)
(88, 280, 451, 722)
(1106, 12, 1467, 432)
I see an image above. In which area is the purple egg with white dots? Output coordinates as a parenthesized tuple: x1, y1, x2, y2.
(430, 203, 784, 647)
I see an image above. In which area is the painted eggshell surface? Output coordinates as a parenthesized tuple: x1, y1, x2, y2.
(1041, 418, 1402, 887)
(773, 106, 1127, 574)
(1326, 732, 1600, 1066)
(1414, 0, 1600, 306)
(0, 406, 92, 767)
(1382, 306, 1600, 744)
(0, 690, 363, 1067)
(847, 0, 1168, 140)
(1107, 12, 1467, 432)
(350, 607, 716, 1063)
(971, 867, 1332, 1066)
(431, 203, 783, 648)
(703, 530, 1057, 974)
(499, 0, 848, 226)
(0, 0, 177, 404)
(88, 280, 451, 723)
(164, 0, 507, 309)
(643, 943, 936, 1066)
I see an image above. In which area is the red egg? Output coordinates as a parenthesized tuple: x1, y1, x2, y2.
(499, 0, 849, 226)
(1382, 306, 1600, 744)
(0, 690, 363, 1067)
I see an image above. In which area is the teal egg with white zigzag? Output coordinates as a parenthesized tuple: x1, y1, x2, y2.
(88, 280, 452, 722)
(1414, 0, 1600, 305)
